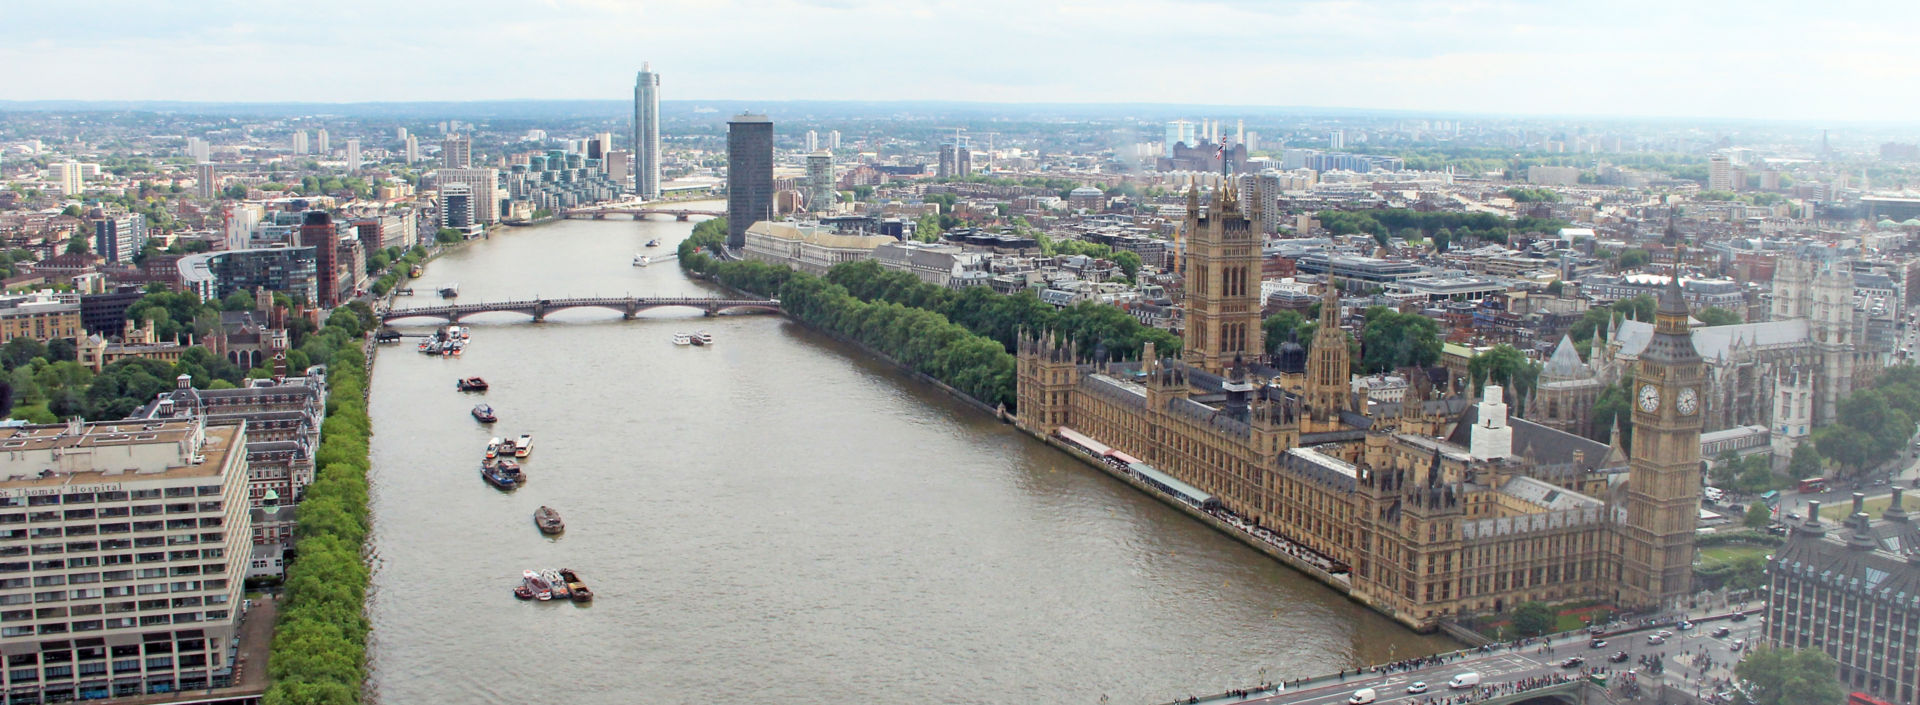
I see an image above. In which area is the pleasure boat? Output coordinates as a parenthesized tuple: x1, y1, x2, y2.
(541, 569, 571, 600)
(514, 434, 532, 458)
(645, 238, 661, 248)
(632, 254, 650, 267)
(696, 332, 714, 346)
(457, 377, 489, 392)
(471, 404, 497, 423)
(485, 437, 501, 460)
(522, 570, 553, 601)
(672, 333, 691, 346)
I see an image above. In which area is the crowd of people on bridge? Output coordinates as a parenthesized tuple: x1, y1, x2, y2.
(1420, 673, 1575, 705)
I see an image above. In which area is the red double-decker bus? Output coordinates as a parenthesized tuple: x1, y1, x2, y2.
(1849, 692, 1897, 705)
(1798, 477, 1829, 493)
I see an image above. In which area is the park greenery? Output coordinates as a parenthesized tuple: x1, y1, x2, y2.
(678, 219, 1180, 409)
(1734, 646, 1845, 705)
(1315, 208, 1571, 250)
(1501, 187, 1561, 203)
(264, 308, 376, 705)
(1810, 365, 1920, 477)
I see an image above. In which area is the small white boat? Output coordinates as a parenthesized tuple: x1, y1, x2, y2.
(632, 254, 650, 267)
(523, 569, 552, 601)
(515, 434, 533, 458)
(696, 332, 714, 346)
(486, 437, 501, 460)
(672, 333, 691, 346)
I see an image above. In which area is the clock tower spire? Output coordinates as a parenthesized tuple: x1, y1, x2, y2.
(1619, 265, 1705, 610)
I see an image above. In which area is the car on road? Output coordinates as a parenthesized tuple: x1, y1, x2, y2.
(1609, 651, 1630, 663)
(1712, 627, 1732, 638)
(1561, 657, 1585, 669)
(1406, 682, 1429, 694)
(1347, 687, 1377, 704)
(1448, 673, 1482, 690)
(1648, 634, 1667, 645)
(1678, 620, 1695, 631)
(1657, 629, 1674, 638)
(1730, 613, 1749, 622)
(1589, 638, 1608, 649)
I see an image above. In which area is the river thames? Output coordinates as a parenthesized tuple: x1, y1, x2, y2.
(362, 207, 1454, 705)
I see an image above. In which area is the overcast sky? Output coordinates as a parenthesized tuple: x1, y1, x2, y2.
(4, 0, 1914, 122)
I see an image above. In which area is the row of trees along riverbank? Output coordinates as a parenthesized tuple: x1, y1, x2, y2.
(676, 219, 1182, 411)
(264, 309, 377, 705)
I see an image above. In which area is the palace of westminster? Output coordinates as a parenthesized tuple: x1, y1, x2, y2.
(1016, 183, 1710, 630)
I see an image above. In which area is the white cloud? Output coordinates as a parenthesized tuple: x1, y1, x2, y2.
(2, 0, 1917, 121)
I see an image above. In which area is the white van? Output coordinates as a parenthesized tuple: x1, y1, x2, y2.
(1448, 672, 1482, 690)
(1347, 688, 1378, 704)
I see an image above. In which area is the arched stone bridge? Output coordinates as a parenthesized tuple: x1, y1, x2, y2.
(381, 297, 781, 323)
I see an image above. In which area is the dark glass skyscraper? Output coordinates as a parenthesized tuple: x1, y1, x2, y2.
(726, 113, 774, 250)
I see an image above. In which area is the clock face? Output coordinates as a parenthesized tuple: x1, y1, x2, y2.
(1677, 387, 1699, 416)
(1638, 384, 1661, 413)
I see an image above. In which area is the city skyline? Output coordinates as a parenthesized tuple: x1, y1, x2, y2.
(5, 0, 1919, 123)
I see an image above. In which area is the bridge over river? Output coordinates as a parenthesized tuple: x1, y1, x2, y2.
(1153, 608, 1762, 705)
(381, 296, 781, 323)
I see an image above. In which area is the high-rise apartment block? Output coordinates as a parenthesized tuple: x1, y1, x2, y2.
(726, 114, 774, 250)
(404, 135, 419, 165)
(440, 184, 474, 231)
(298, 212, 341, 308)
(441, 134, 471, 170)
(91, 213, 146, 264)
(49, 162, 84, 196)
(0, 416, 254, 700)
(437, 169, 500, 224)
(804, 130, 819, 153)
(315, 129, 329, 156)
(345, 139, 361, 172)
(291, 131, 309, 155)
(633, 63, 661, 199)
(195, 163, 218, 200)
(1708, 155, 1734, 191)
(827, 130, 841, 150)
(606, 150, 630, 185)
(1329, 130, 1345, 150)
(937, 140, 972, 179)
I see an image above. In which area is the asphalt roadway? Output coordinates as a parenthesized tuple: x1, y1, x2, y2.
(1201, 611, 1766, 705)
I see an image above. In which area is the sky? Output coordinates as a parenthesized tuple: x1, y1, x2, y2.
(3, 0, 1917, 122)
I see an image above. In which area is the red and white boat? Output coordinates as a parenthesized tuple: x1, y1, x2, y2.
(521, 569, 553, 601)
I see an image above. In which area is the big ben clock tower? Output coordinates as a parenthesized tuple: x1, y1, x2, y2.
(1620, 273, 1706, 610)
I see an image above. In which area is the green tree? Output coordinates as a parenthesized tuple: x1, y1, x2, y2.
(1262, 311, 1314, 356)
(1735, 646, 1845, 705)
(913, 213, 942, 242)
(1788, 443, 1824, 479)
(1111, 250, 1142, 280)
(1510, 601, 1556, 638)
(1695, 306, 1742, 326)
(1431, 228, 1452, 253)
(1612, 294, 1656, 323)
(1358, 306, 1441, 373)
(221, 291, 257, 312)
(1617, 248, 1651, 270)
(1745, 502, 1773, 529)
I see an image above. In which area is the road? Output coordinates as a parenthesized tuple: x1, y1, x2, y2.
(1204, 612, 1765, 705)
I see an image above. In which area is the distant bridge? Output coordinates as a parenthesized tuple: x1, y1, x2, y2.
(562, 207, 725, 221)
(381, 297, 780, 323)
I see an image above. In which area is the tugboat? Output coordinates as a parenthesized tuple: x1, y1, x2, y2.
(457, 377, 489, 392)
(534, 506, 564, 535)
(672, 333, 691, 346)
(480, 461, 519, 490)
(645, 238, 661, 248)
(514, 434, 533, 458)
(559, 568, 594, 602)
(485, 437, 501, 460)
(471, 404, 497, 423)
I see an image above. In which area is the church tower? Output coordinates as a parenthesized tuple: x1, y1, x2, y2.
(1305, 280, 1353, 423)
(1809, 258, 1854, 425)
(1619, 273, 1706, 610)
(1181, 179, 1263, 376)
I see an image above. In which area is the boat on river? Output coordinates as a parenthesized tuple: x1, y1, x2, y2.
(696, 332, 714, 346)
(541, 569, 571, 600)
(534, 506, 564, 535)
(632, 254, 650, 267)
(485, 437, 501, 459)
(439, 283, 460, 298)
(457, 377, 489, 392)
(518, 569, 551, 600)
(471, 404, 497, 423)
(672, 333, 691, 346)
(480, 461, 519, 490)
(559, 568, 594, 602)
(645, 238, 661, 248)
(514, 434, 532, 458)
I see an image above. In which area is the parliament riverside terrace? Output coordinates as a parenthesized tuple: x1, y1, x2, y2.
(1016, 182, 1705, 631)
